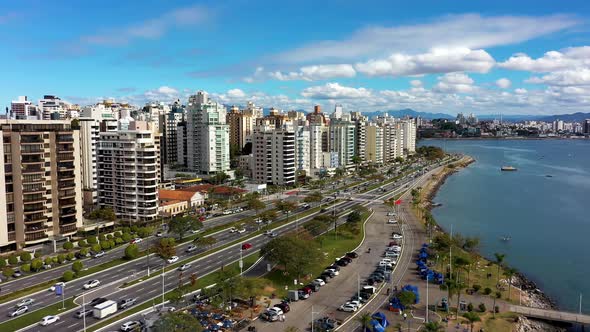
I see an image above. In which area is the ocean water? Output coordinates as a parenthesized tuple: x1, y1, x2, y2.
(421, 139, 590, 312)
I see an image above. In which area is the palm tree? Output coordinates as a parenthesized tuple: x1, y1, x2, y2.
(505, 267, 518, 300)
(440, 279, 458, 314)
(455, 280, 467, 318)
(494, 253, 506, 287)
(356, 312, 372, 331)
(422, 321, 445, 332)
(462, 312, 481, 332)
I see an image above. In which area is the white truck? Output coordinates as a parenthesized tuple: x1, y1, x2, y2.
(93, 300, 117, 319)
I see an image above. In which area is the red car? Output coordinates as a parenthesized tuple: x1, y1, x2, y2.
(241, 243, 252, 250)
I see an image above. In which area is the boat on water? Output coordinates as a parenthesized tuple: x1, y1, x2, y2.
(545, 174, 553, 178)
(501, 166, 517, 171)
(500, 236, 511, 242)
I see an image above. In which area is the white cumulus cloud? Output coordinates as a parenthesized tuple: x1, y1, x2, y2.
(496, 78, 512, 88)
(433, 73, 476, 93)
(355, 48, 495, 77)
(227, 88, 246, 98)
(301, 83, 372, 99)
(499, 46, 590, 72)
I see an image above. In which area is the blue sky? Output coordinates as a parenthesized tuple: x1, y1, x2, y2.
(1, 0, 590, 115)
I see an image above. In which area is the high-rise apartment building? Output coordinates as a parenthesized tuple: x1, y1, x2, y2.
(0, 120, 83, 251)
(309, 123, 329, 171)
(10, 96, 41, 120)
(162, 106, 184, 167)
(400, 120, 416, 153)
(185, 91, 230, 175)
(329, 114, 356, 168)
(252, 120, 296, 185)
(97, 122, 161, 221)
(365, 123, 384, 164)
(295, 125, 310, 176)
(382, 123, 400, 162)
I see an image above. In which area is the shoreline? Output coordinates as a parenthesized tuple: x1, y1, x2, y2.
(421, 136, 589, 141)
(416, 155, 564, 330)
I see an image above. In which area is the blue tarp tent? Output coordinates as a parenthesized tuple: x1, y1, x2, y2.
(365, 320, 385, 332)
(372, 312, 389, 327)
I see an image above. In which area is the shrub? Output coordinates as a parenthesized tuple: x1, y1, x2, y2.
(57, 254, 66, 264)
(8, 255, 18, 265)
(80, 247, 89, 256)
(44, 257, 53, 266)
(100, 241, 111, 250)
(483, 287, 492, 295)
(121, 227, 130, 234)
(109, 240, 116, 248)
(34, 251, 42, 258)
(0, 258, 6, 268)
(114, 231, 122, 238)
(91, 244, 102, 253)
(63, 241, 74, 250)
(125, 244, 139, 260)
(115, 237, 123, 245)
(467, 303, 474, 312)
(72, 261, 83, 273)
(67, 252, 75, 261)
(87, 237, 98, 245)
(122, 233, 132, 242)
(472, 284, 481, 293)
(98, 234, 106, 242)
(20, 251, 32, 263)
(52, 256, 59, 264)
(137, 227, 152, 238)
(21, 263, 30, 273)
(78, 240, 87, 248)
(478, 303, 487, 312)
(62, 270, 74, 282)
(31, 258, 43, 271)
(106, 234, 113, 240)
(2, 267, 14, 278)
(130, 225, 139, 233)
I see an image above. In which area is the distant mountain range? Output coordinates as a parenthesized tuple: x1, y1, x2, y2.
(361, 109, 454, 120)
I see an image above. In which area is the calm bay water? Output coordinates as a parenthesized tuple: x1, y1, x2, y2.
(421, 139, 590, 312)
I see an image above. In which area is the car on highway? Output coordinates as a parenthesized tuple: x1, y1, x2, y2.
(178, 264, 191, 271)
(156, 231, 164, 237)
(268, 232, 278, 238)
(190, 229, 202, 234)
(387, 219, 398, 224)
(39, 315, 59, 326)
(49, 282, 65, 292)
(241, 243, 252, 250)
(229, 227, 237, 233)
(312, 278, 326, 287)
(119, 298, 137, 309)
(16, 298, 34, 307)
(388, 245, 402, 252)
(93, 250, 105, 258)
(120, 320, 142, 331)
(392, 233, 403, 239)
(338, 303, 358, 312)
(167, 256, 179, 264)
(387, 212, 396, 216)
(130, 238, 142, 244)
(237, 228, 246, 234)
(186, 244, 198, 253)
(83, 279, 101, 289)
(12, 270, 22, 278)
(74, 308, 93, 319)
(88, 297, 107, 307)
(9, 305, 28, 317)
(385, 251, 399, 258)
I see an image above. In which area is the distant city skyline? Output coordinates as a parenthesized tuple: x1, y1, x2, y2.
(1, 0, 590, 115)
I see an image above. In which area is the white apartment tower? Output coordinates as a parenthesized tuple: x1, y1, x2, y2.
(295, 125, 310, 176)
(400, 120, 416, 153)
(329, 114, 356, 167)
(252, 120, 296, 186)
(365, 123, 384, 164)
(97, 123, 160, 222)
(186, 91, 230, 175)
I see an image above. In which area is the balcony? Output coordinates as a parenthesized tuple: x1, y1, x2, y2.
(21, 135, 43, 144)
(23, 195, 45, 204)
(8, 232, 15, 242)
(24, 204, 44, 213)
(21, 146, 44, 154)
(59, 181, 76, 190)
(24, 214, 48, 223)
(59, 190, 76, 199)
(60, 208, 76, 217)
(25, 225, 47, 234)
(57, 135, 74, 142)
(57, 153, 74, 162)
(25, 232, 48, 242)
(60, 224, 77, 234)
(22, 166, 44, 174)
(21, 156, 44, 165)
(23, 185, 44, 194)
(60, 198, 76, 208)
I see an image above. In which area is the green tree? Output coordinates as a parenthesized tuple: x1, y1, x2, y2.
(77, 239, 87, 248)
(193, 237, 217, 249)
(0, 258, 6, 269)
(91, 244, 102, 253)
(398, 290, 416, 308)
(44, 257, 53, 266)
(394, 156, 404, 163)
(169, 216, 201, 241)
(67, 252, 75, 261)
(87, 236, 98, 245)
(212, 171, 229, 185)
(440, 279, 458, 314)
(303, 219, 329, 236)
(462, 312, 481, 332)
(494, 253, 506, 286)
(79, 247, 89, 256)
(505, 267, 518, 300)
(63, 241, 74, 250)
(346, 210, 362, 224)
(154, 238, 176, 259)
(124, 244, 140, 260)
(152, 312, 203, 332)
(115, 237, 123, 245)
(121, 233, 132, 242)
(21, 263, 30, 273)
(260, 236, 320, 280)
(72, 261, 84, 273)
(100, 241, 111, 250)
(356, 312, 372, 330)
(304, 191, 323, 207)
(246, 197, 265, 217)
(88, 207, 116, 221)
(57, 254, 66, 264)
(2, 267, 14, 278)
(20, 251, 32, 262)
(258, 210, 277, 224)
(62, 270, 74, 282)
(274, 200, 297, 223)
(137, 226, 153, 238)
(423, 321, 444, 332)
(34, 251, 42, 258)
(351, 155, 362, 173)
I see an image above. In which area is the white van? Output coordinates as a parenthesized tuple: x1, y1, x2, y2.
(385, 251, 399, 258)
